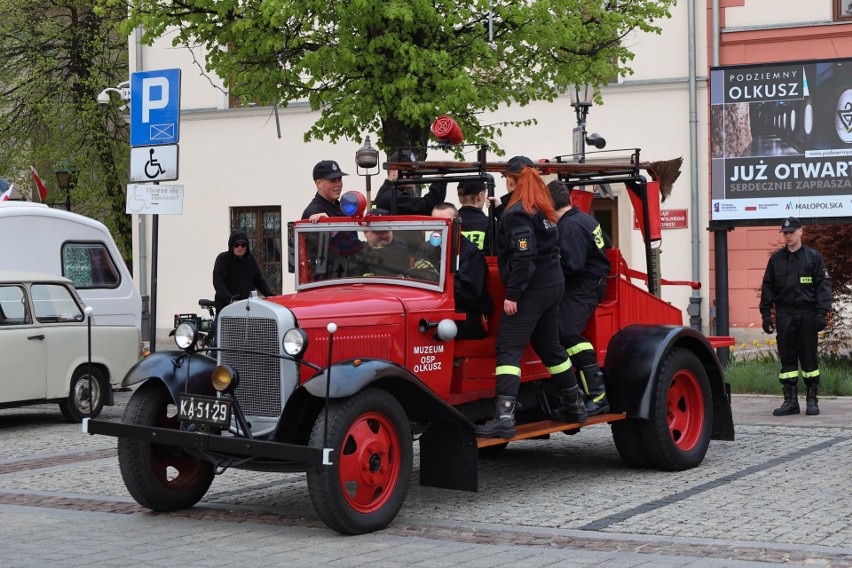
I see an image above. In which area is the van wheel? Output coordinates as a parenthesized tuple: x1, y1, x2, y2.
(59, 366, 106, 422)
(307, 388, 413, 535)
(640, 348, 713, 471)
(117, 381, 214, 511)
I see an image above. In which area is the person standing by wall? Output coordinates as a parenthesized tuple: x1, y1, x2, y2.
(760, 217, 832, 416)
(213, 230, 274, 314)
(548, 180, 612, 416)
(475, 157, 586, 439)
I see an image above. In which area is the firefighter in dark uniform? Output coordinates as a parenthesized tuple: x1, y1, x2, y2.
(548, 181, 612, 416)
(760, 217, 832, 416)
(301, 160, 362, 278)
(373, 149, 447, 215)
(457, 180, 490, 252)
(475, 157, 587, 439)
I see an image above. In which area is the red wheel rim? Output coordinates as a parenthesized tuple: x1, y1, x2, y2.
(150, 405, 207, 490)
(336, 412, 401, 514)
(666, 369, 705, 451)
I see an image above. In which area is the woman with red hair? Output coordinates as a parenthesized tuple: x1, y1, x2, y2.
(475, 157, 587, 438)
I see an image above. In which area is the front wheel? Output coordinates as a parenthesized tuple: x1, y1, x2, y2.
(307, 388, 413, 534)
(59, 366, 106, 422)
(639, 347, 713, 471)
(117, 381, 214, 511)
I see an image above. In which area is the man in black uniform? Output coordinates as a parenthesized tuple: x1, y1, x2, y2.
(301, 160, 362, 278)
(457, 181, 490, 252)
(760, 217, 832, 416)
(213, 230, 274, 314)
(353, 209, 411, 277)
(429, 203, 493, 339)
(549, 181, 612, 416)
(373, 149, 447, 215)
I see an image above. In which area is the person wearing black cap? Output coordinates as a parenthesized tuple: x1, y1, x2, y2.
(301, 160, 363, 279)
(548, 180, 612, 416)
(213, 229, 274, 314)
(475, 156, 586, 438)
(373, 149, 447, 215)
(302, 160, 349, 222)
(760, 216, 832, 416)
(457, 180, 490, 252)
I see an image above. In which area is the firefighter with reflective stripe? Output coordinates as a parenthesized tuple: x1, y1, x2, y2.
(548, 181, 612, 416)
(475, 157, 587, 439)
(457, 180, 490, 252)
(759, 217, 832, 416)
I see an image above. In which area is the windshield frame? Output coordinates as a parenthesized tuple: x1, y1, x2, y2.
(292, 218, 450, 293)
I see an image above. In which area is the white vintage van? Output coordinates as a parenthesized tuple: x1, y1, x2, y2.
(0, 202, 141, 331)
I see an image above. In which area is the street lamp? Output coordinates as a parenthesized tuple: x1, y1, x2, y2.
(54, 163, 78, 212)
(569, 83, 606, 163)
(355, 135, 380, 207)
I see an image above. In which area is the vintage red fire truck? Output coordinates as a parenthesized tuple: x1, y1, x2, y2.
(85, 149, 734, 535)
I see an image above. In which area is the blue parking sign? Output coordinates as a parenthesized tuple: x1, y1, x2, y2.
(131, 69, 181, 147)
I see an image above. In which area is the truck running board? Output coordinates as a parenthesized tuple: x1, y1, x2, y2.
(476, 412, 626, 448)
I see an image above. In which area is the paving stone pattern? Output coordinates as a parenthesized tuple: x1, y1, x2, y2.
(0, 393, 850, 567)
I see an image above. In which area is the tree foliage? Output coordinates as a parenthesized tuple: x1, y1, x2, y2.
(100, 0, 676, 154)
(805, 224, 852, 304)
(0, 1, 131, 260)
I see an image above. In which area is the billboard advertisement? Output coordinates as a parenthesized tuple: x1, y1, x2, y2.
(710, 59, 852, 226)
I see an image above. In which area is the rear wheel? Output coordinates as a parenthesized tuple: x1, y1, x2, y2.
(59, 366, 106, 422)
(117, 381, 214, 511)
(307, 388, 413, 534)
(640, 348, 713, 471)
(611, 419, 654, 468)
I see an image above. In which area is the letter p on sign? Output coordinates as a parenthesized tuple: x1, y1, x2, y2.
(141, 77, 169, 123)
(130, 68, 181, 147)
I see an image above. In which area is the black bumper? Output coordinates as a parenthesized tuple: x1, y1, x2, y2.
(83, 419, 332, 465)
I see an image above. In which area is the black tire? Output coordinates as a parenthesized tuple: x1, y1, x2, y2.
(59, 366, 107, 422)
(478, 442, 509, 458)
(611, 419, 654, 468)
(117, 381, 214, 511)
(306, 388, 413, 535)
(639, 347, 713, 471)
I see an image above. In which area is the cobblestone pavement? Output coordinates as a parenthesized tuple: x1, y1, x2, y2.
(0, 392, 850, 567)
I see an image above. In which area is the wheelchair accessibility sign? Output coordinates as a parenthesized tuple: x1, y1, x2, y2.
(130, 144, 179, 182)
(131, 68, 180, 147)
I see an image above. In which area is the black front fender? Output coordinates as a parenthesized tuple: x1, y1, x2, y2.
(121, 350, 218, 403)
(605, 324, 733, 440)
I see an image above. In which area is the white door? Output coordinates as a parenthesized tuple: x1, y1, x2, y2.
(0, 284, 47, 403)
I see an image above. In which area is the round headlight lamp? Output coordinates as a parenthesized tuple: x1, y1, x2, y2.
(282, 328, 309, 358)
(212, 365, 239, 392)
(174, 323, 198, 350)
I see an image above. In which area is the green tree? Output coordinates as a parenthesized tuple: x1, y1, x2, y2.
(101, 0, 676, 154)
(0, 1, 131, 260)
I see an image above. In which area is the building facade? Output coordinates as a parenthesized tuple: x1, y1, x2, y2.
(128, 1, 849, 346)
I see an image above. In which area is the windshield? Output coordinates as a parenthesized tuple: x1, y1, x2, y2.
(293, 219, 450, 292)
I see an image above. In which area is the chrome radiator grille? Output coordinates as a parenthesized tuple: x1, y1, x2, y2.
(219, 316, 281, 418)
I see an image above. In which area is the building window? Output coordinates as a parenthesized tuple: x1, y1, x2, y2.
(230, 207, 283, 294)
(835, 0, 852, 20)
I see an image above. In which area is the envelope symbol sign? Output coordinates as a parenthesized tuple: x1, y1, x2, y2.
(150, 123, 175, 140)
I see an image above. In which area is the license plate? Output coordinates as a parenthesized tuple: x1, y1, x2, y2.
(178, 394, 231, 427)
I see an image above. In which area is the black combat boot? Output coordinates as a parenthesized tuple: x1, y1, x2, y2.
(475, 396, 519, 438)
(552, 385, 588, 423)
(806, 383, 820, 416)
(579, 364, 611, 416)
(773, 384, 800, 416)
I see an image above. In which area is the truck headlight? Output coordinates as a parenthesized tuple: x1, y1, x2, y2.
(174, 322, 198, 350)
(282, 328, 309, 358)
(212, 365, 239, 392)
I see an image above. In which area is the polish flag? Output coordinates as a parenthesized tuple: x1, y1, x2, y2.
(1, 183, 13, 201)
(31, 165, 48, 202)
